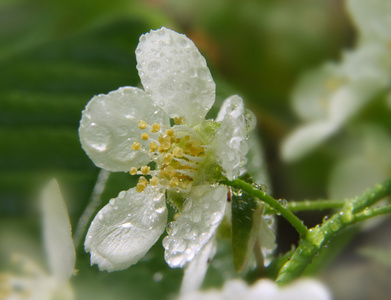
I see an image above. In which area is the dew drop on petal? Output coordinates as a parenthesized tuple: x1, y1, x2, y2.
(182, 198, 192, 212)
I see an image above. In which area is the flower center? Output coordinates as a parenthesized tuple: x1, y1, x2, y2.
(129, 119, 207, 193)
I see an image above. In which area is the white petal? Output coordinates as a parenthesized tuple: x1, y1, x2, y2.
(278, 279, 332, 300)
(79, 86, 170, 172)
(163, 185, 227, 268)
(41, 179, 75, 283)
(347, 0, 391, 45)
(214, 95, 248, 179)
(258, 216, 277, 266)
(136, 27, 216, 125)
(180, 238, 217, 295)
(84, 186, 167, 272)
(281, 122, 337, 162)
(291, 62, 342, 122)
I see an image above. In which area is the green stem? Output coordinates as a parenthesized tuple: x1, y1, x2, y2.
(353, 205, 391, 223)
(263, 199, 345, 214)
(221, 179, 308, 236)
(287, 199, 345, 212)
(275, 178, 391, 285)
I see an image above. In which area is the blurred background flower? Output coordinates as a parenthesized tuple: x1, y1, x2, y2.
(1, 0, 390, 299)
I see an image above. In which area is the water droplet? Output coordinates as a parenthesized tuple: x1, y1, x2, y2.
(260, 184, 268, 192)
(264, 215, 274, 227)
(153, 272, 163, 282)
(118, 191, 126, 199)
(210, 212, 222, 225)
(83, 123, 110, 152)
(182, 198, 192, 212)
(148, 61, 161, 72)
(244, 109, 256, 131)
(322, 215, 329, 222)
(97, 211, 104, 221)
(363, 207, 372, 216)
(251, 182, 261, 189)
(154, 202, 166, 214)
(109, 199, 116, 205)
(278, 199, 288, 208)
(233, 189, 243, 196)
(166, 222, 174, 234)
(119, 222, 133, 228)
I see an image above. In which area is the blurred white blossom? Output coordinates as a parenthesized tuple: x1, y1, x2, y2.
(281, 0, 391, 161)
(178, 278, 331, 300)
(0, 180, 75, 300)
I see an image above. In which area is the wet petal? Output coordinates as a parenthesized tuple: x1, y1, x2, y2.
(84, 186, 167, 272)
(79, 86, 170, 172)
(163, 185, 227, 268)
(136, 27, 215, 125)
(214, 95, 248, 179)
(41, 179, 75, 283)
(180, 238, 217, 295)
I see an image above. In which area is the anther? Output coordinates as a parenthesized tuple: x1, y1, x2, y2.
(161, 136, 172, 151)
(166, 129, 174, 136)
(149, 142, 158, 151)
(129, 167, 138, 175)
(141, 166, 150, 175)
(151, 123, 161, 133)
(163, 153, 174, 165)
(136, 183, 146, 193)
(158, 134, 164, 143)
(174, 117, 184, 124)
(138, 120, 147, 129)
(150, 176, 159, 186)
(131, 142, 141, 150)
(173, 147, 184, 158)
(169, 177, 180, 188)
(141, 133, 149, 140)
(139, 176, 148, 185)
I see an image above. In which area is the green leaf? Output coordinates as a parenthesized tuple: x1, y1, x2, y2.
(231, 190, 263, 272)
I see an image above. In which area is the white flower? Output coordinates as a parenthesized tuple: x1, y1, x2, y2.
(281, 0, 391, 162)
(79, 27, 251, 275)
(346, 0, 391, 46)
(178, 278, 332, 300)
(0, 179, 75, 300)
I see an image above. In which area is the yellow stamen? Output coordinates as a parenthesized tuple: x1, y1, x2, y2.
(149, 141, 157, 151)
(131, 142, 141, 150)
(163, 153, 174, 165)
(161, 136, 172, 151)
(174, 117, 184, 124)
(158, 134, 164, 143)
(129, 167, 138, 175)
(139, 176, 148, 185)
(166, 129, 174, 136)
(173, 147, 184, 158)
(150, 176, 159, 186)
(136, 183, 146, 193)
(151, 123, 161, 133)
(138, 120, 147, 129)
(141, 133, 149, 140)
(160, 166, 176, 178)
(141, 166, 150, 175)
(169, 177, 180, 188)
